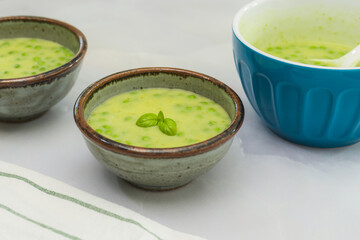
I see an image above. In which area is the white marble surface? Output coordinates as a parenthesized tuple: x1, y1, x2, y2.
(1, 0, 360, 239)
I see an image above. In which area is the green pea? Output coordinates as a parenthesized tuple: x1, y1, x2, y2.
(208, 121, 216, 126)
(124, 116, 132, 121)
(142, 136, 150, 141)
(34, 45, 42, 50)
(95, 129, 103, 134)
(187, 95, 196, 99)
(177, 132, 184, 137)
(102, 125, 111, 129)
(208, 108, 216, 112)
(105, 129, 113, 135)
(14, 64, 21, 69)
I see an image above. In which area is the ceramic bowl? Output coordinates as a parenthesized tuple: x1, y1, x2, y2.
(74, 67, 244, 190)
(0, 16, 87, 122)
(233, 0, 360, 148)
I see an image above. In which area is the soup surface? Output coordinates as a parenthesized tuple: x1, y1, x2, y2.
(239, 4, 360, 67)
(0, 38, 74, 79)
(87, 88, 231, 148)
(256, 40, 352, 67)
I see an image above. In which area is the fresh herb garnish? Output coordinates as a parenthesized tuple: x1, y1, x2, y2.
(136, 113, 158, 127)
(136, 111, 177, 136)
(157, 111, 164, 122)
(158, 118, 177, 136)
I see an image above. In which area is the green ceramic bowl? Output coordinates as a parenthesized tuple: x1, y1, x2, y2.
(0, 16, 87, 122)
(74, 67, 244, 191)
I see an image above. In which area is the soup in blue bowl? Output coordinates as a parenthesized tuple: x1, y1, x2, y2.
(232, 0, 360, 148)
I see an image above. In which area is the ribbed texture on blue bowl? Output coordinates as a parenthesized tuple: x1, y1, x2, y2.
(233, 32, 360, 147)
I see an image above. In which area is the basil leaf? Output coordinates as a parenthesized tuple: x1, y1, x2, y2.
(157, 111, 164, 122)
(136, 111, 177, 136)
(158, 118, 177, 136)
(136, 113, 158, 127)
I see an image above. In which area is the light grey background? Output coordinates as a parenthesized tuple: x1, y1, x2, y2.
(1, 0, 360, 239)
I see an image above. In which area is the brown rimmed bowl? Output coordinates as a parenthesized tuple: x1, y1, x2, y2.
(0, 16, 87, 122)
(74, 67, 244, 191)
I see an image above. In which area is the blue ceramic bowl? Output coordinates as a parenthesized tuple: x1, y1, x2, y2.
(232, 0, 360, 148)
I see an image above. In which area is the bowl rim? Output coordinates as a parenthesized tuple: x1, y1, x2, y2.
(0, 15, 87, 88)
(74, 67, 245, 159)
(232, 0, 360, 71)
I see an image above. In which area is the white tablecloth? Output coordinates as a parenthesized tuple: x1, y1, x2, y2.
(0, 160, 205, 240)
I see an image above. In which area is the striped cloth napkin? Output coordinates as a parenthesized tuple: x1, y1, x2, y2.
(0, 161, 205, 240)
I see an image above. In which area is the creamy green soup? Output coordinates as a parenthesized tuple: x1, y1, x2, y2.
(258, 40, 352, 66)
(0, 38, 74, 79)
(239, 3, 360, 67)
(87, 88, 231, 148)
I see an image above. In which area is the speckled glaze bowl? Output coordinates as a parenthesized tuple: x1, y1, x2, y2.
(233, 0, 360, 147)
(0, 16, 87, 122)
(74, 67, 244, 191)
